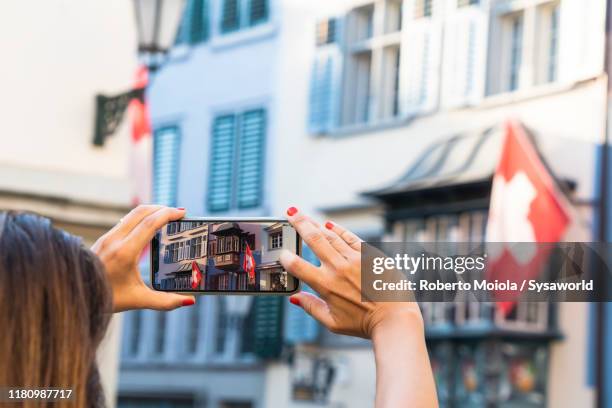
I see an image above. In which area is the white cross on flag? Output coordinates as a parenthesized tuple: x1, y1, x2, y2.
(485, 120, 571, 314)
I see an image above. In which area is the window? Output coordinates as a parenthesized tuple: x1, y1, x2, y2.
(248, 0, 268, 26)
(353, 4, 374, 41)
(118, 396, 195, 408)
(221, 0, 240, 33)
(153, 312, 167, 355)
(414, 0, 433, 19)
(220, 0, 269, 34)
(128, 310, 142, 357)
(342, 1, 402, 126)
(175, 0, 210, 45)
(270, 231, 282, 249)
(508, 14, 524, 91)
(490, 1, 561, 95)
(344, 51, 372, 125)
(207, 109, 266, 212)
(215, 298, 228, 353)
(186, 303, 201, 354)
(153, 126, 181, 207)
(219, 402, 253, 408)
(547, 5, 560, 82)
(457, 0, 479, 7)
(382, 45, 401, 118)
(537, 3, 560, 83)
(385, 0, 403, 32)
(316, 18, 337, 46)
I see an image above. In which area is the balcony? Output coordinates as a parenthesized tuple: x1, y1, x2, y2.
(214, 253, 240, 271)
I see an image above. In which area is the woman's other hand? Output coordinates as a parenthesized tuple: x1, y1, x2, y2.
(280, 207, 438, 408)
(92, 205, 196, 312)
(279, 207, 423, 339)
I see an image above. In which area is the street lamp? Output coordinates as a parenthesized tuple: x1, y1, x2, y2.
(133, 0, 186, 70)
(92, 0, 186, 146)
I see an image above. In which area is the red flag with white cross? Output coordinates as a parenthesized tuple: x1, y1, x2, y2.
(243, 242, 256, 284)
(191, 261, 203, 290)
(485, 120, 571, 314)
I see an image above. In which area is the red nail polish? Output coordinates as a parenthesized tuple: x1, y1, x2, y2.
(287, 207, 298, 216)
(289, 296, 300, 306)
(325, 221, 334, 230)
(182, 298, 195, 306)
(177, 207, 185, 211)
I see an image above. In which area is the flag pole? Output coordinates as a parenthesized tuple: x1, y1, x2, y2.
(597, 1, 612, 406)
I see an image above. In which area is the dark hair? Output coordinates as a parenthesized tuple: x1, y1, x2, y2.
(0, 211, 112, 407)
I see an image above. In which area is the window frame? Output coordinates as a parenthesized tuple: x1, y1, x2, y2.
(270, 231, 283, 250)
(341, 0, 404, 128)
(219, 0, 270, 35)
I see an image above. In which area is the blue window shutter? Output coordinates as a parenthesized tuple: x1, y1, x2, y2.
(242, 297, 284, 359)
(308, 18, 343, 135)
(208, 115, 236, 212)
(248, 0, 268, 26)
(284, 245, 320, 344)
(153, 126, 181, 207)
(237, 109, 265, 209)
(308, 55, 333, 133)
(221, 0, 240, 33)
(191, 0, 210, 43)
(175, 0, 193, 45)
(176, 0, 209, 44)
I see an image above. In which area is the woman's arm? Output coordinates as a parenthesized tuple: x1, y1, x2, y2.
(280, 207, 438, 408)
(372, 311, 437, 408)
(92, 205, 195, 312)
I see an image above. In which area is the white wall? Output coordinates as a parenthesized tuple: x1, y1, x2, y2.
(0, 0, 137, 205)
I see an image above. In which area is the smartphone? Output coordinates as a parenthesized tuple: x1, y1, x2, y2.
(150, 218, 301, 294)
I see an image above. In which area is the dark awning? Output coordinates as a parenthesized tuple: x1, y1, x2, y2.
(361, 123, 579, 220)
(364, 124, 576, 202)
(364, 126, 502, 200)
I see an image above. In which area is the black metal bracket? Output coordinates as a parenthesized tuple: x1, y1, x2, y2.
(92, 87, 145, 146)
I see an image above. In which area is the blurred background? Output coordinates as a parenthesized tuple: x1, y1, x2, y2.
(1, 0, 611, 406)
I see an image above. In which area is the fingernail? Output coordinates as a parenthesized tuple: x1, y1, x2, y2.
(182, 298, 195, 306)
(177, 207, 185, 211)
(325, 221, 334, 230)
(289, 296, 300, 307)
(287, 207, 298, 216)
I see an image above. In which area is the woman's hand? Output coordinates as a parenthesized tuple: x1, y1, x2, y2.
(280, 207, 438, 408)
(279, 207, 423, 338)
(92, 205, 196, 313)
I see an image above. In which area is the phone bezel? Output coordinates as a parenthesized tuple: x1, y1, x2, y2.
(150, 217, 301, 296)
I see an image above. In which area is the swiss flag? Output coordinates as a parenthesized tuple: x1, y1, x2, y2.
(129, 66, 153, 264)
(243, 243, 256, 284)
(486, 120, 571, 314)
(191, 261, 203, 290)
(129, 65, 152, 207)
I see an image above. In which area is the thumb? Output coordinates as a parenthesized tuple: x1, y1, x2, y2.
(289, 292, 335, 329)
(144, 289, 196, 311)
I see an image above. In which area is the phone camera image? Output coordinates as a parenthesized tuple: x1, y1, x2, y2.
(152, 220, 298, 293)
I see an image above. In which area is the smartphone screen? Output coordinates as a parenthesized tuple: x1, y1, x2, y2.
(151, 219, 300, 294)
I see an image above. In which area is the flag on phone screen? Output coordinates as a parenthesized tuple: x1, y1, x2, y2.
(244, 243, 256, 284)
(191, 261, 203, 289)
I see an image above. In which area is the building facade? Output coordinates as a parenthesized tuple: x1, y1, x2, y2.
(120, 0, 606, 407)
